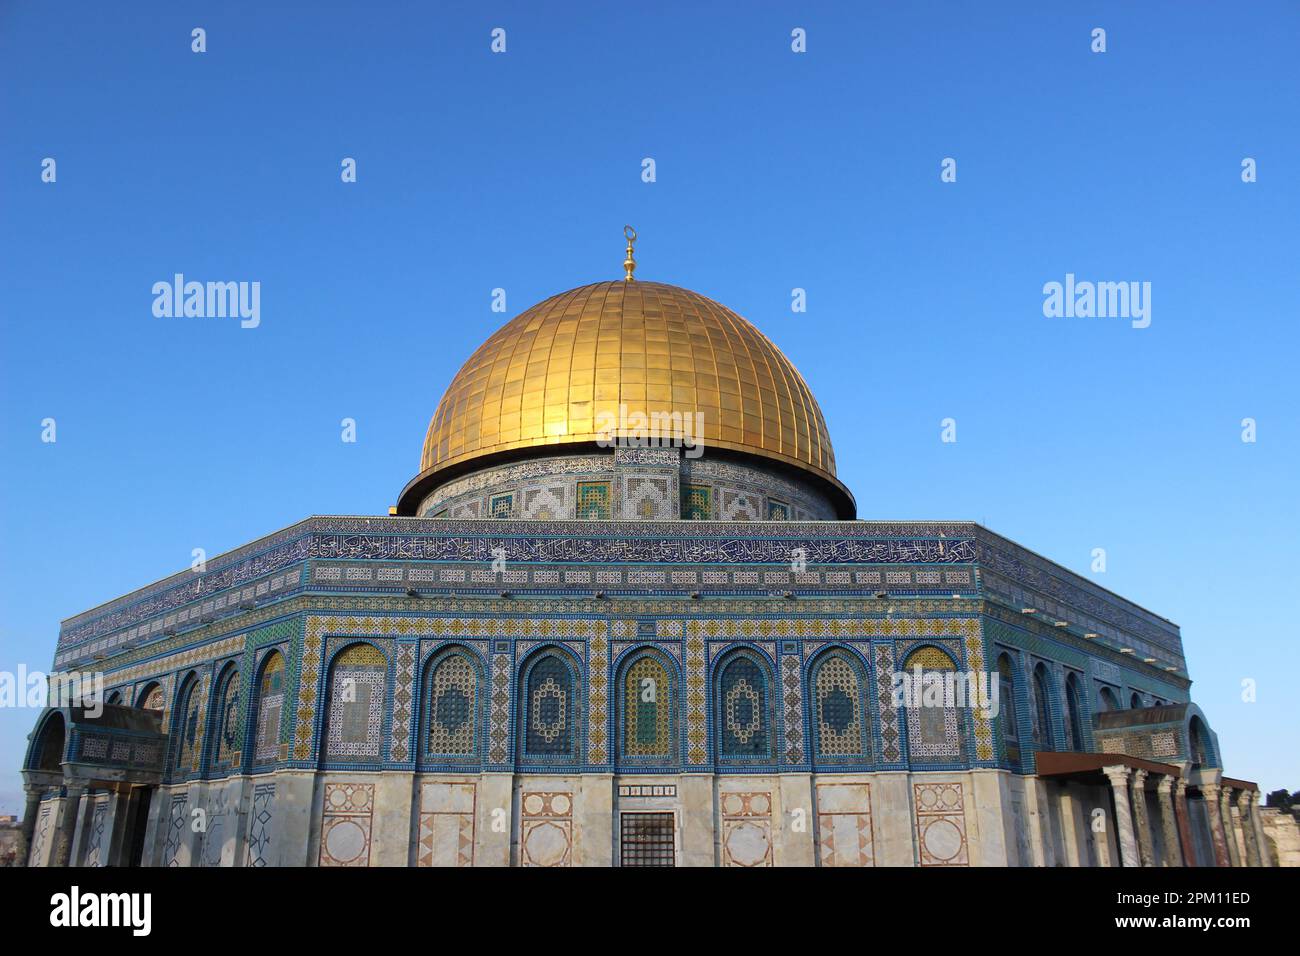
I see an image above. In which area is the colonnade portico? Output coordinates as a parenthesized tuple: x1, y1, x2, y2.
(1036, 752, 1269, 867)
(19, 705, 166, 868)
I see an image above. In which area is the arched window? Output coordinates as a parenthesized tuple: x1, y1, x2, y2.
(172, 674, 204, 773)
(139, 682, 165, 716)
(996, 653, 1020, 765)
(425, 650, 479, 759)
(30, 712, 66, 772)
(1098, 686, 1119, 712)
(106, 690, 123, 706)
(520, 651, 579, 760)
(212, 665, 241, 770)
(252, 651, 285, 764)
(325, 643, 388, 761)
(902, 646, 961, 760)
(1031, 663, 1054, 749)
(1064, 672, 1085, 751)
(620, 653, 674, 762)
(1130, 692, 1143, 709)
(810, 650, 869, 763)
(1189, 716, 1212, 768)
(716, 650, 774, 761)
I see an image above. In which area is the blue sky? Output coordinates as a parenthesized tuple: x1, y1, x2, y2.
(1, 1, 1296, 813)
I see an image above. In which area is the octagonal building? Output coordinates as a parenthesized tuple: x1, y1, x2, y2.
(19, 250, 1273, 868)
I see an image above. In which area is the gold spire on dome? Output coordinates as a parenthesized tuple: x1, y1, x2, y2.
(623, 225, 637, 281)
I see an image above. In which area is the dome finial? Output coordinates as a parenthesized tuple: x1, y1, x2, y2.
(623, 225, 637, 282)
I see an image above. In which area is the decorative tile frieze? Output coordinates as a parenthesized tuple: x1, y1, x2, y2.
(587, 633, 609, 764)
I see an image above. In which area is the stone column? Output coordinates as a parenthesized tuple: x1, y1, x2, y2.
(1155, 776, 1183, 866)
(1102, 766, 1139, 867)
(1129, 769, 1155, 866)
(51, 784, 86, 867)
(1235, 791, 1261, 867)
(1173, 780, 1198, 865)
(102, 786, 133, 867)
(1204, 785, 1231, 866)
(68, 790, 96, 865)
(18, 786, 42, 866)
(1217, 787, 1241, 866)
(1249, 797, 1273, 866)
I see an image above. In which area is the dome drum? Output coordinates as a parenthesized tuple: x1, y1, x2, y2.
(411, 446, 840, 522)
(397, 280, 855, 518)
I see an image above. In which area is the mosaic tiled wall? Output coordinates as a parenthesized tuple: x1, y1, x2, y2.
(237, 609, 1008, 773)
(56, 518, 1186, 686)
(42, 596, 1192, 783)
(416, 450, 836, 522)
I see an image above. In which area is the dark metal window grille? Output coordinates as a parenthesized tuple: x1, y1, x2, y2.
(620, 812, 675, 867)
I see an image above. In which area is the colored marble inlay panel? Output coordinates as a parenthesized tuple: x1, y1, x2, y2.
(913, 782, 968, 867)
(417, 781, 475, 867)
(319, 782, 374, 867)
(520, 791, 572, 867)
(245, 783, 275, 866)
(720, 791, 772, 867)
(816, 783, 874, 867)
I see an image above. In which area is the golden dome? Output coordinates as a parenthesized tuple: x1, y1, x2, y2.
(400, 280, 853, 514)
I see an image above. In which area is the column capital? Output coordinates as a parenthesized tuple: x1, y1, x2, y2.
(1131, 768, 1149, 787)
(1155, 775, 1175, 795)
(1102, 765, 1132, 785)
(1235, 789, 1255, 808)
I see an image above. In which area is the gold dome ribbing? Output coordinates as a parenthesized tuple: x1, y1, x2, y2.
(419, 280, 839, 486)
